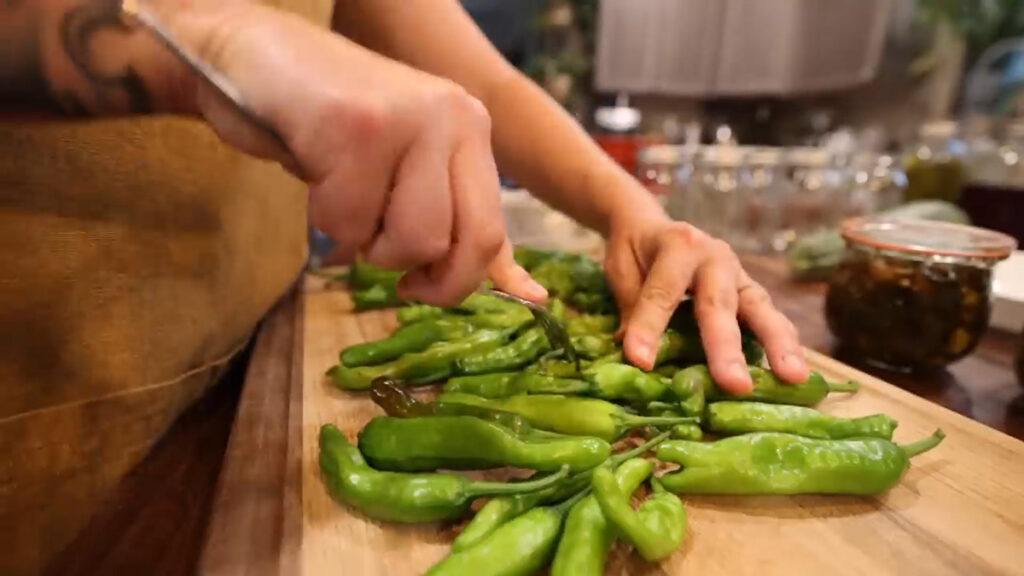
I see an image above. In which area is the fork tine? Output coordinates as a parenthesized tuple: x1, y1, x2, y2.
(484, 289, 580, 371)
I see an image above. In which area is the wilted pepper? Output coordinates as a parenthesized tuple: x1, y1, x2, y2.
(327, 329, 514, 390)
(369, 377, 559, 438)
(451, 432, 670, 553)
(706, 401, 898, 440)
(592, 470, 687, 562)
(357, 415, 611, 473)
(551, 458, 654, 576)
(318, 424, 569, 523)
(657, 429, 945, 495)
(425, 490, 588, 576)
(436, 392, 697, 441)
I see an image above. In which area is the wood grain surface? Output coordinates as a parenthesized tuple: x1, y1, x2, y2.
(299, 277, 1024, 576)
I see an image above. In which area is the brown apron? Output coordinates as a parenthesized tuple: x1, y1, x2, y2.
(0, 2, 332, 573)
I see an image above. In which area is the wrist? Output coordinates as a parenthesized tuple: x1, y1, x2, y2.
(585, 165, 667, 235)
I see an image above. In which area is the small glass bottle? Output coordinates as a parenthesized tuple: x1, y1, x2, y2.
(903, 121, 968, 203)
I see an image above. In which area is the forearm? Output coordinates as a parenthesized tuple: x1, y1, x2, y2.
(0, 0, 207, 116)
(483, 72, 663, 235)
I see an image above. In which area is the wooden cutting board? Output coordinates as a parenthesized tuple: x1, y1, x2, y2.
(203, 276, 1024, 576)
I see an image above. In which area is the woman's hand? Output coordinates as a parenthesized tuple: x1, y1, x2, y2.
(605, 211, 809, 394)
(66, 2, 544, 307)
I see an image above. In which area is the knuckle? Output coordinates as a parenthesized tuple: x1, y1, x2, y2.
(476, 228, 506, 262)
(660, 222, 703, 247)
(697, 287, 736, 314)
(640, 283, 681, 312)
(402, 232, 451, 265)
(741, 284, 773, 308)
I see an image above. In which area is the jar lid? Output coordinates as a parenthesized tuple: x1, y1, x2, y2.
(841, 217, 1017, 260)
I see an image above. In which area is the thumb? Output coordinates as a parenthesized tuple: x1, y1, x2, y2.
(487, 241, 548, 303)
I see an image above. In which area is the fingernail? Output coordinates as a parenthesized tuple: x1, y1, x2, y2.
(730, 361, 753, 392)
(525, 278, 548, 301)
(633, 339, 656, 369)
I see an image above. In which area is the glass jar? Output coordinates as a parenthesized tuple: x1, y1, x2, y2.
(638, 145, 697, 216)
(903, 121, 968, 203)
(735, 147, 786, 253)
(689, 146, 744, 245)
(825, 218, 1016, 371)
(775, 147, 843, 251)
(845, 153, 906, 218)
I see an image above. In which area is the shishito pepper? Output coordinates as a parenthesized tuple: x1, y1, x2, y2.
(444, 372, 585, 398)
(436, 392, 697, 441)
(425, 490, 588, 576)
(591, 470, 687, 562)
(327, 329, 515, 390)
(351, 283, 404, 310)
(656, 429, 945, 495)
(675, 364, 859, 407)
(451, 432, 670, 553)
(706, 401, 898, 440)
(551, 458, 654, 576)
(340, 317, 476, 368)
(317, 424, 568, 523)
(456, 324, 551, 375)
(357, 416, 611, 473)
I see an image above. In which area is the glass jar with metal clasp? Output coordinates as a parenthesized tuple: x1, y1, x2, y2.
(688, 145, 745, 246)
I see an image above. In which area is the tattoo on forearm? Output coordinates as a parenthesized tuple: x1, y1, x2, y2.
(59, 0, 152, 113)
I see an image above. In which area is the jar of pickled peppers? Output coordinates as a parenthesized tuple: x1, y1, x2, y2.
(825, 218, 1016, 371)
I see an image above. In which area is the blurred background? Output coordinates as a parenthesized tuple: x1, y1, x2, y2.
(463, 0, 1024, 251)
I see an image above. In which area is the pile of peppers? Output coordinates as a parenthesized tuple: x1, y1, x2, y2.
(318, 251, 946, 575)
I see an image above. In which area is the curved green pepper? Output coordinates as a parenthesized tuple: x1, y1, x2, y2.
(706, 401, 898, 440)
(581, 363, 668, 404)
(657, 429, 945, 495)
(347, 261, 402, 290)
(318, 424, 568, 523)
(341, 317, 475, 367)
(591, 471, 687, 562)
(570, 334, 618, 359)
(456, 324, 551, 375)
(425, 490, 587, 576)
(551, 458, 654, 576)
(327, 329, 514, 390)
(451, 432, 670, 553)
(396, 304, 445, 325)
(357, 416, 611, 473)
(436, 392, 697, 441)
(669, 366, 707, 417)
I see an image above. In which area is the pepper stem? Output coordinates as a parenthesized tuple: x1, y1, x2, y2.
(550, 486, 590, 516)
(467, 465, 571, 497)
(900, 429, 946, 458)
(828, 381, 860, 393)
(611, 431, 671, 465)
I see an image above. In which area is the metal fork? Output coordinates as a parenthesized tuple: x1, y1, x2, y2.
(483, 289, 580, 372)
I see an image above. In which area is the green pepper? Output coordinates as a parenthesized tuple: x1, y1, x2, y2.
(591, 471, 687, 562)
(351, 283, 405, 310)
(551, 458, 654, 576)
(397, 304, 445, 325)
(706, 401, 898, 440)
(327, 329, 514, 390)
(581, 363, 668, 404)
(676, 364, 859, 407)
(513, 246, 566, 271)
(570, 333, 618, 359)
(436, 392, 697, 441)
(425, 490, 587, 576)
(643, 403, 704, 440)
(444, 372, 586, 398)
(341, 317, 475, 367)
(670, 423, 703, 440)
(566, 314, 617, 336)
(318, 424, 569, 523)
(347, 261, 402, 290)
(657, 429, 945, 495)
(357, 416, 612, 473)
(528, 358, 586, 378)
(450, 432, 670, 553)
(669, 365, 706, 418)
(456, 324, 552, 375)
